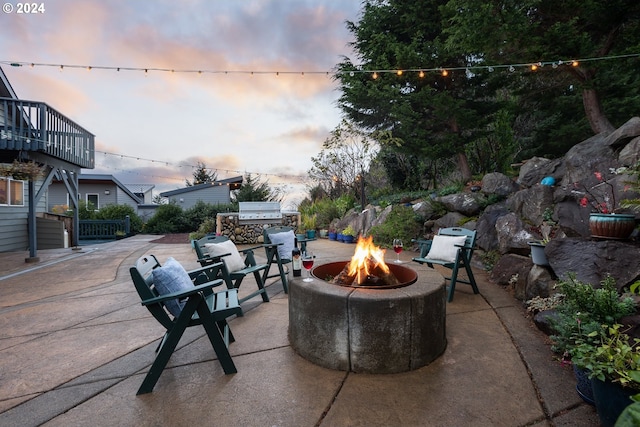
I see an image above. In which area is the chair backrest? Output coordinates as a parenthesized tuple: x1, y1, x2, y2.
(438, 227, 477, 250)
(129, 255, 174, 330)
(263, 226, 294, 245)
(194, 235, 230, 260)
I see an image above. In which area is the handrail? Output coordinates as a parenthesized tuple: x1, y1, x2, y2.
(0, 97, 94, 168)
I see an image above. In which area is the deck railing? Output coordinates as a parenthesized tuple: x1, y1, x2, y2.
(79, 217, 130, 240)
(0, 97, 94, 168)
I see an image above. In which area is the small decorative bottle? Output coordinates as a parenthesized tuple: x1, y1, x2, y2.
(292, 248, 302, 277)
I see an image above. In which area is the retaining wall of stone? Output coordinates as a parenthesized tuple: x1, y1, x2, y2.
(216, 212, 301, 244)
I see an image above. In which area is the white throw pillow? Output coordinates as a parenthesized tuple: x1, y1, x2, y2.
(425, 235, 468, 263)
(151, 257, 194, 317)
(204, 240, 246, 273)
(268, 230, 296, 261)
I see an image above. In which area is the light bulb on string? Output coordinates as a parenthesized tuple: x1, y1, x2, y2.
(572, 60, 579, 67)
(441, 69, 448, 76)
(530, 64, 538, 71)
(396, 70, 403, 76)
(418, 70, 425, 78)
(372, 72, 378, 79)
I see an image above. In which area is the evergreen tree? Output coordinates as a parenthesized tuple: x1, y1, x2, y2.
(336, 0, 500, 182)
(186, 162, 217, 186)
(232, 173, 282, 202)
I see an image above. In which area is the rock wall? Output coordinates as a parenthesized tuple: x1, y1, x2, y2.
(216, 212, 301, 244)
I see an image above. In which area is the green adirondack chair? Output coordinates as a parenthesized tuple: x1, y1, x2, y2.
(193, 235, 270, 304)
(262, 226, 297, 293)
(412, 227, 480, 302)
(130, 254, 242, 394)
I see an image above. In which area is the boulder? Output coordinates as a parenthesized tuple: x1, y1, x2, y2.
(507, 185, 554, 225)
(524, 265, 555, 300)
(545, 238, 640, 291)
(495, 213, 535, 255)
(437, 193, 484, 216)
(604, 116, 640, 148)
(476, 203, 509, 251)
(489, 253, 532, 299)
(517, 156, 564, 187)
(481, 172, 518, 197)
(619, 135, 640, 166)
(432, 211, 467, 230)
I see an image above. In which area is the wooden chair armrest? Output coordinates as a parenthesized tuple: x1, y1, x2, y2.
(187, 262, 224, 277)
(141, 279, 225, 306)
(239, 244, 265, 254)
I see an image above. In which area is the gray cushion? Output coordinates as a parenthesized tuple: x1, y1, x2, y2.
(152, 257, 193, 317)
(204, 240, 246, 272)
(425, 235, 467, 263)
(268, 230, 296, 260)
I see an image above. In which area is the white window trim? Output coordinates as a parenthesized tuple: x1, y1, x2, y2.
(86, 193, 99, 210)
(0, 177, 25, 207)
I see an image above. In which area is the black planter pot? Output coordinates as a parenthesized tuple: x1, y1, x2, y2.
(592, 378, 637, 427)
(573, 365, 594, 405)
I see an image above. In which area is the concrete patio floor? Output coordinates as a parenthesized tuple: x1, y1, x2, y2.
(0, 235, 600, 426)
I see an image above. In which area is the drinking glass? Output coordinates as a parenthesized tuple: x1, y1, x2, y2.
(392, 239, 403, 263)
(302, 251, 314, 282)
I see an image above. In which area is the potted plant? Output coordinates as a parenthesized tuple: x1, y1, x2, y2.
(571, 324, 640, 427)
(301, 214, 317, 239)
(573, 169, 636, 239)
(549, 274, 636, 405)
(328, 228, 337, 241)
(342, 225, 356, 243)
(528, 220, 555, 266)
(115, 230, 127, 240)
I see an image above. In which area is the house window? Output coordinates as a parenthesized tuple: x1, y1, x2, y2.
(86, 193, 99, 210)
(0, 178, 24, 206)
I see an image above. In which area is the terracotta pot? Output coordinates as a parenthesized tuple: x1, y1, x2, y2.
(589, 213, 636, 240)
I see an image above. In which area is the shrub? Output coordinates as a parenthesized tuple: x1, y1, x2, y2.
(144, 203, 188, 234)
(183, 201, 234, 233)
(367, 205, 422, 248)
(95, 204, 143, 233)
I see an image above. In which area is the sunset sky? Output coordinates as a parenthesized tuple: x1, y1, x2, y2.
(0, 0, 361, 208)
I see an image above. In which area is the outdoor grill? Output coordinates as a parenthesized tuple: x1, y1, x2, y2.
(238, 202, 282, 223)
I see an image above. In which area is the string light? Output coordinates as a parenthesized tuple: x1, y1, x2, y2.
(441, 68, 448, 76)
(2, 52, 636, 79)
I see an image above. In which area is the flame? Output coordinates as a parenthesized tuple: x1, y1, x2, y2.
(347, 236, 390, 285)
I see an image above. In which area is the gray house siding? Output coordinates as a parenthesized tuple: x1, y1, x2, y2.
(0, 178, 47, 252)
(48, 175, 142, 214)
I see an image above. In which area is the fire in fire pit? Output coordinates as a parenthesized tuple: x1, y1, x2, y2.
(313, 236, 417, 289)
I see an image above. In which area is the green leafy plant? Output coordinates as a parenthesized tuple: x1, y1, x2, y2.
(367, 205, 422, 248)
(302, 214, 317, 231)
(342, 225, 356, 237)
(572, 324, 640, 390)
(550, 273, 636, 358)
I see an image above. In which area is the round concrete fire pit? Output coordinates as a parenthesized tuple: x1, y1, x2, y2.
(288, 261, 447, 373)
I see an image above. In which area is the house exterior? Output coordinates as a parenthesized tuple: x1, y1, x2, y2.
(160, 176, 242, 209)
(48, 174, 146, 212)
(0, 66, 95, 255)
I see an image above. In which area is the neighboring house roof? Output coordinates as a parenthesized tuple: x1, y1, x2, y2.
(160, 176, 243, 197)
(72, 173, 143, 204)
(125, 183, 155, 193)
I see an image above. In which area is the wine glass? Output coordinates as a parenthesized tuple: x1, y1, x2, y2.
(302, 251, 314, 282)
(392, 239, 403, 263)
